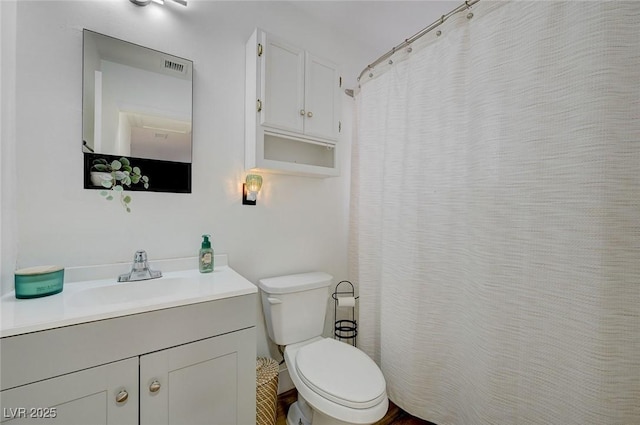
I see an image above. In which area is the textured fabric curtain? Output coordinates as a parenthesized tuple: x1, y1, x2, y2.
(350, 2, 640, 424)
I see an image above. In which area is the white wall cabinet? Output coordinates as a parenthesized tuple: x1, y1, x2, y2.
(260, 34, 305, 135)
(246, 28, 342, 177)
(0, 294, 257, 425)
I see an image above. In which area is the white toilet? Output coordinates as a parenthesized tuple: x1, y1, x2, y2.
(258, 272, 388, 425)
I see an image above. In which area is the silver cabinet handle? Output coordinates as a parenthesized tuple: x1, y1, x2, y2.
(149, 380, 161, 393)
(116, 390, 129, 404)
(307, 111, 313, 118)
(299, 109, 305, 116)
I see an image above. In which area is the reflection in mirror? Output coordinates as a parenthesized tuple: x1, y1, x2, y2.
(83, 29, 192, 193)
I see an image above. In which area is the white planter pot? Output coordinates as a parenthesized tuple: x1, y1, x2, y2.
(90, 171, 112, 187)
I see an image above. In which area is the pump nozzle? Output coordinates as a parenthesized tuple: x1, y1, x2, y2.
(201, 234, 211, 249)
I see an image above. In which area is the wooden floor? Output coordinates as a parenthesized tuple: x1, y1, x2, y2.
(276, 389, 435, 425)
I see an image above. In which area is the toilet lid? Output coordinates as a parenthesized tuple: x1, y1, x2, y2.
(295, 338, 386, 409)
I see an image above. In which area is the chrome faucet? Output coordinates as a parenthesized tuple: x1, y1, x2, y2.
(118, 250, 162, 282)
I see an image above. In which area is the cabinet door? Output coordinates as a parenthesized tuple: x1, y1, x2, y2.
(304, 52, 339, 141)
(261, 33, 305, 134)
(140, 327, 256, 425)
(0, 357, 138, 425)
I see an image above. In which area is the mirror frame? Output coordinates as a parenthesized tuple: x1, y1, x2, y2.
(82, 29, 193, 194)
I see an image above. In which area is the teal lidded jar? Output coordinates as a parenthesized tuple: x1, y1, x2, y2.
(14, 266, 64, 299)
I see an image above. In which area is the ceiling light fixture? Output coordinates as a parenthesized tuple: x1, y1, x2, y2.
(129, 0, 187, 6)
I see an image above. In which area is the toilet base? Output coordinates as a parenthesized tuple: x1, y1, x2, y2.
(286, 400, 312, 425)
(311, 409, 364, 425)
(287, 396, 371, 425)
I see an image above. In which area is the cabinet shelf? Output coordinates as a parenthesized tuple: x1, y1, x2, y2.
(259, 131, 338, 177)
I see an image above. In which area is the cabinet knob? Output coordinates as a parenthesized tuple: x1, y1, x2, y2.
(307, 111, 313, 118)
(149, 380, 162, 393)
(299, 109, 306, 116)
(116, 390, 129, 404)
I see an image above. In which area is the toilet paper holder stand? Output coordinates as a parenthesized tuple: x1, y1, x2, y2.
(332, 280, 359, 347)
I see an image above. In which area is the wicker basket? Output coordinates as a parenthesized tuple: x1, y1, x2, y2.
(256, 357, 279, 425)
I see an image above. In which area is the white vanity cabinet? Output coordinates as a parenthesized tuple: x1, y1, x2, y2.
(0, 272, 257, 425)
(246, 28, 342, 177)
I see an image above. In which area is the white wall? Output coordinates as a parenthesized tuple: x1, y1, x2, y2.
(1, 0, 18, 300)
(3, 1, 368, 363)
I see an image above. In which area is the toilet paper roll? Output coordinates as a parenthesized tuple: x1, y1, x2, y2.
(337, 296, 356, 308)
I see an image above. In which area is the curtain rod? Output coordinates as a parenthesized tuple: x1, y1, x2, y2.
(348, 0, 480, 96)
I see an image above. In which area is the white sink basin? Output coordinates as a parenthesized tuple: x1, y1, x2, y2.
(69, 277, 203, 306)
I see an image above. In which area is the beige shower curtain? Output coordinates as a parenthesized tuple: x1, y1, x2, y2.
(350, 2, 640, 424)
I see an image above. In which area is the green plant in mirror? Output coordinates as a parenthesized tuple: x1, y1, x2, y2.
(91, 157, 149, 213)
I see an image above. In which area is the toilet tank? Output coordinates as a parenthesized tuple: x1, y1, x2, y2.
(258, 272, 333, 346)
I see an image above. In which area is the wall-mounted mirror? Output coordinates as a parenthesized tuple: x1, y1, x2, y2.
(83, 29, 192, 193)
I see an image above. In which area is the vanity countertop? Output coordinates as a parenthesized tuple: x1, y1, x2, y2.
(1, 266, 257, 338)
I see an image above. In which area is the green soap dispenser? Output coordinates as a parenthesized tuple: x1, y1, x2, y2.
(199, 234, 214, 273)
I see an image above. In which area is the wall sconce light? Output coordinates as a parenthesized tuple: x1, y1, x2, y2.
(130, 0, 187, 7)
(242, 174, 263, 206)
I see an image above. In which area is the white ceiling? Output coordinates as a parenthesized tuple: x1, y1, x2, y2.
(286, 1, 459, 67)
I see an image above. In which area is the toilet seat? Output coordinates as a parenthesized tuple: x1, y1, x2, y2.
(295, 338, 386, 409)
